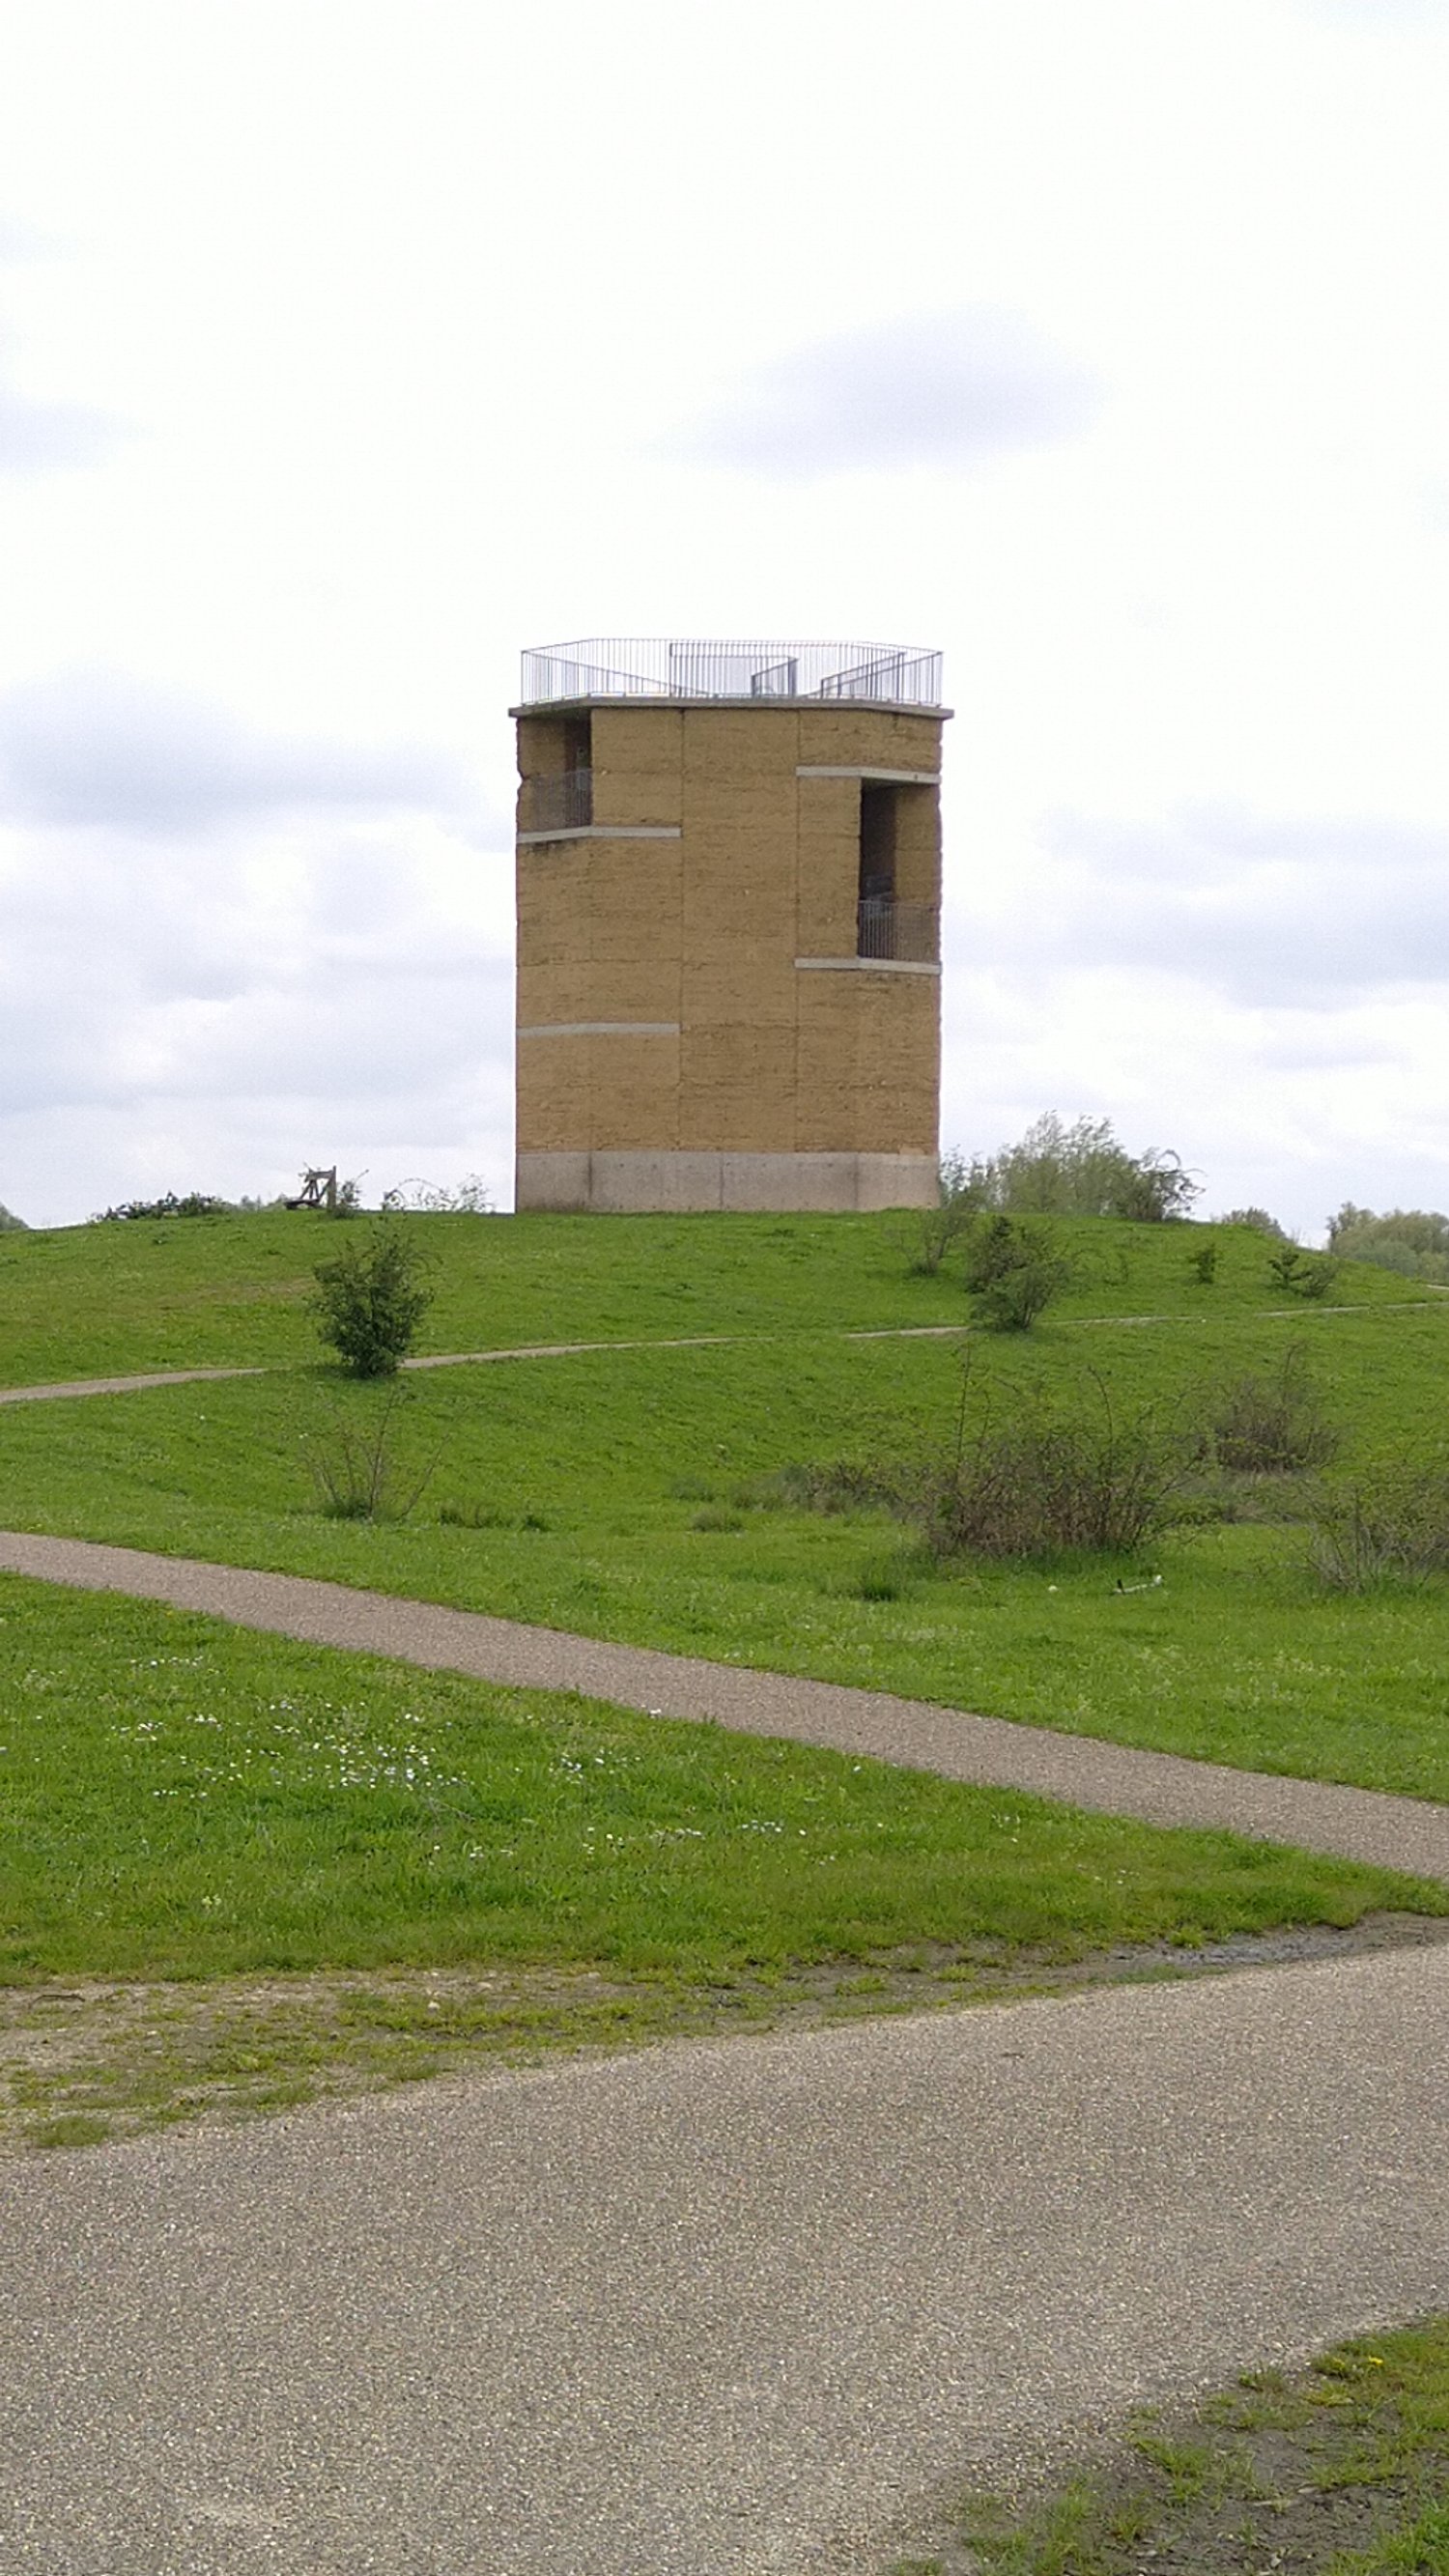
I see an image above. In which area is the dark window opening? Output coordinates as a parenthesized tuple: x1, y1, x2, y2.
(856, 779, 940, 961)
(858, 782, 897, 905)
(522, 715, 593, 833)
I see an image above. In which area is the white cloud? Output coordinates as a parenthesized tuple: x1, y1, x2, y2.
(0, 670, 472, 835)
(990, 807, 1449, 1005)
(669, 310, 1098, 476)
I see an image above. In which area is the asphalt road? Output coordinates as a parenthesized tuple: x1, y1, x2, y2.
(5, 1944, 1449, 2575)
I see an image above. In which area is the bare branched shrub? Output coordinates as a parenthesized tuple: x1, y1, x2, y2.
(300, 1384, 438, 1522)
(1310, 1468, 1449, 1590)
(909, 1148, 987, 1276)
(915, 1367, 1188, 1560)
(1207, 1347, 1340, 1475)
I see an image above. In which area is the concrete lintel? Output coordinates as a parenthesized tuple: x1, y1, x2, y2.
(794, 957, 942, 977)
(518, 1023, 679, 1039)
(795, 766, 939, 784)
(517, 826, 683, 847)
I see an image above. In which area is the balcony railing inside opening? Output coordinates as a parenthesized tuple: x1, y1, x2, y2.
(856, 897, 940, 963)
(520, 638, 943, 710)
(519, 768, 594, 835)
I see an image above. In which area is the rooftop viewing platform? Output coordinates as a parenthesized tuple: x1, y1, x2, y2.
(518, 637, 944, 711)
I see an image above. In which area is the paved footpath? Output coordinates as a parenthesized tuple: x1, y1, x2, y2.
(3, 1529, 1449, 1879)
(3, 1948, 1449, 2573)
(6, 1530, 1449, 2570)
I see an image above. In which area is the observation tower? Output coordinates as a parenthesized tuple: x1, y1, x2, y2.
(511, 637, 949, 1213)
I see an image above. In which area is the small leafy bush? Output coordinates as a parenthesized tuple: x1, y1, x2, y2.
(1310, 1467, 1449, 1590)
(0, 1203, 27, 1232)
(311, 1220, 433, 1376)
(1268, 1245, 1338, 1301)
(1186, 1244, 1218, 1286)
(963, 1214, 1072, 1333)
(1207, 1348, 1339, 1475)
(692, 1504, 744, 1532)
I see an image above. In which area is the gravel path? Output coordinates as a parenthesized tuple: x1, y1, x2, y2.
(4, 1529, 1448, 1880)
(3, 1945, 1448, 2574)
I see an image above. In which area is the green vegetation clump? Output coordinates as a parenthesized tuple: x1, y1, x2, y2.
(1268, 1243, 1339, 1302)
(928, 2317, 1449, 2576)
(963, 1214, 1073, 1332)
(1312, 1466, 1449, 1592)
(1207, 1347, 1339, 1475)
(94, 1190, 235, 1222)
(311, 1221, 433, 1377)
(1329, 1203, 1449, 1286)
(0, 1203, 27, 1233)
(962, 1114, 1200, 1223)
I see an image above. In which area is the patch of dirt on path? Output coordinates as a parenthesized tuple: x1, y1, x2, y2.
(6, 1911, 1447, 2155)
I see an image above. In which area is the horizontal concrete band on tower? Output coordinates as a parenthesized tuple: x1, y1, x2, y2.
(515, 1150, 940, 1214)
(513, 642, 948, 1216)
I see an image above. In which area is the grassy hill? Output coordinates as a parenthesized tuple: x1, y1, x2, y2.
(0, 1202, 1415, 1385)
(3, 1209, 1448, 1796)
(4, 1204, 1449, 2145)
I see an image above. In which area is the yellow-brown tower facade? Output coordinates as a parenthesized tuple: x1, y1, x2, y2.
(512, 639, 949, 1212)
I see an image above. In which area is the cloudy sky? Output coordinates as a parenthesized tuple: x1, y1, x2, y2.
(1, 0, 1445, 1235)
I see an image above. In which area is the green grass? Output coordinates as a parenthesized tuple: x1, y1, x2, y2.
(901, 2317, 1449, 2576)
(0, 1205, 1418, 1388)
(5, 1289, 1449, 1797)
(2, 1572, 1440, 2144)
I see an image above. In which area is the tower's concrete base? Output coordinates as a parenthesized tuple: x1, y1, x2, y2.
(515, 1150, 938, 1214)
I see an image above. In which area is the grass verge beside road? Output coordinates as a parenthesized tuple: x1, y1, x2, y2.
(892, 2315, 1449, 2576)
(3, 1573, 1442, 2149)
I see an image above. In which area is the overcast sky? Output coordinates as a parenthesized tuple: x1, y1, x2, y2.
(1, 0, 1446, 1236)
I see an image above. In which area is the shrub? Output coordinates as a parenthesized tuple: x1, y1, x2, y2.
(1267, 1245, 1338, 1301)
(963, 1214, 1072, 1332)
(311, 1221, 433, 1376)
(94, 1190, 232, 1222)
(0, 1203, 27, 1232)
(1215, 1207, 1290, 1239)
(382, 1175, 495, 1215)
(967, 1114, 1200, 1223)
(909, 1147, 986, 1276)
(916, 1369, 1187, 1560)
(299, 1385, 437, 1521)
(1186, 1244, 1218, 1285)
(1310, 1467, 1449, 1590)
(1207, 1347, 1339, 1475)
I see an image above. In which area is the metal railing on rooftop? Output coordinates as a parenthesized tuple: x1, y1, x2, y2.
(857, 897, 940, 963)
(520, 638, 943, 709)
